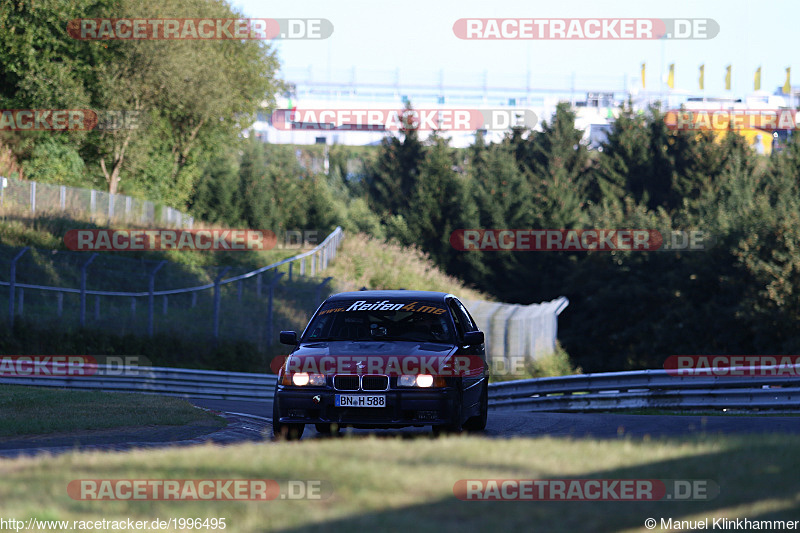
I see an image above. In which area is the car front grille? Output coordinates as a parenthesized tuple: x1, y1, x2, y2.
(333, 374, 360, 391)
(332, 374, 389, 391)
(362, 375, 389, 391)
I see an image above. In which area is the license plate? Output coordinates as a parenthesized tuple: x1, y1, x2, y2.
(335, 395, 386, 408)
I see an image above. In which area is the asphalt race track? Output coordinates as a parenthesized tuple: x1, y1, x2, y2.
(188, 398, 800, 440)
(2, 398, 799, 457)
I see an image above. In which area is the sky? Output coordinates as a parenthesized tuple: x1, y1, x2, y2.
(229, 0, 798, 99)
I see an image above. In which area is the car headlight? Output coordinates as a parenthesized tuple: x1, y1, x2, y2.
(398, 375, 416, 387)
(416, 374, 434, 388)
(291, 372, 325, 386)
(398, 374, 445, 387)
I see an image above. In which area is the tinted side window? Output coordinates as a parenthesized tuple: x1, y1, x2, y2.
(447, 300, 465, 337)
(454, 299, 477, 332)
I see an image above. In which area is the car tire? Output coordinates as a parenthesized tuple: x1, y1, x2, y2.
(432, 421, 462, 436)
(272, 399, 305, 441)
(315, 423, 340, 436)
(432, 391, 463, 437)
(463, 381, 488, 432)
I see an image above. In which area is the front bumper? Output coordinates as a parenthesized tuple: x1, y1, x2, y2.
(274, 386, 459, 428)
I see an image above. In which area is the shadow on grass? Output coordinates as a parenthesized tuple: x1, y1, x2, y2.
(274, 436, 800, 533)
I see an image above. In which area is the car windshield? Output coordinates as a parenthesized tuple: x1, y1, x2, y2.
(302, 299, 456, 344)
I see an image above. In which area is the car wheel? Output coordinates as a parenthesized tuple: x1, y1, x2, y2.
(432, 392, 463, 437)
(432, 421, 462, 436)
(315, 423, 340, 436)
(463, 381, 488, 432)
(272, 400, 305, 441)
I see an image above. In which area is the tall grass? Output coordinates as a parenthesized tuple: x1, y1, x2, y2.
(490, 342, 582, 382)
(327, 233, 489, 300)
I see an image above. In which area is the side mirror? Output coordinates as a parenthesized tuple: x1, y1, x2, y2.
(279, 331, 298, 345)
(462, 331, 484, 346)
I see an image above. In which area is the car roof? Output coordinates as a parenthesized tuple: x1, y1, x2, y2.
(325, 290, 452, 304)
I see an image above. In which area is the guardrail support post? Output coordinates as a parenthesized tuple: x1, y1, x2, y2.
(30, 182, 36, 213)
(9, 247, 28, 328)
(131, 297, 136, 316)
(256, 273, 262, 297)
(212, 267, 231, 340)
(147, 260, 166, 336)
(57, 292, 64, 317)
(162, 295, 168, 315)
(266, 272, 285, 346)
(60, 186, 66, 210)
(300, 258, 305, 276)
(94, 296, 100, 320)
(288, 262, 293, 282)
(79, 253, 97, 327)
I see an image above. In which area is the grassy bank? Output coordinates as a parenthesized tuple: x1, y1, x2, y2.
(0, 211, 491, 372)
(0, 386, 222, 438)
(0, 433, 796, 532)
(327, 232, 488, 300)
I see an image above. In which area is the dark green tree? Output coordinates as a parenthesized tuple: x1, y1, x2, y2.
(364, 102, 424, 218)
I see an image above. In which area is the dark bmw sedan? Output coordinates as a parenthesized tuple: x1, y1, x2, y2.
(272, 290, 488, 440)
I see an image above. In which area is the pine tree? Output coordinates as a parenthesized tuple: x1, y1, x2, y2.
(189, 147, 242, 226)
(505, 103, 590, 227)
(589, 101, 650, 206)
(364, 102, 424, 218)
(408, 134, 469, 263)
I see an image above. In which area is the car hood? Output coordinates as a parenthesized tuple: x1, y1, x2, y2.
(272, 341, 482, 377)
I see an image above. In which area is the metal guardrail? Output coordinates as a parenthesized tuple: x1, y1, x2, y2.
(3, 365, 799, 411)
(0, 227, 344, 342)
(0, 365, 277, 401)
(489, 368, 800, 411)
(1, 227, 344, 298)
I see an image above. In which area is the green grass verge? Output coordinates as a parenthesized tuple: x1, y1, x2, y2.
(0, 386, 223, 438)
(327, 232, 489, 300)
(0, 224, 492, 372)
(0, 433, 797, 532)
(0, 207, 304, 273)
(490, 342, 582, 383)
